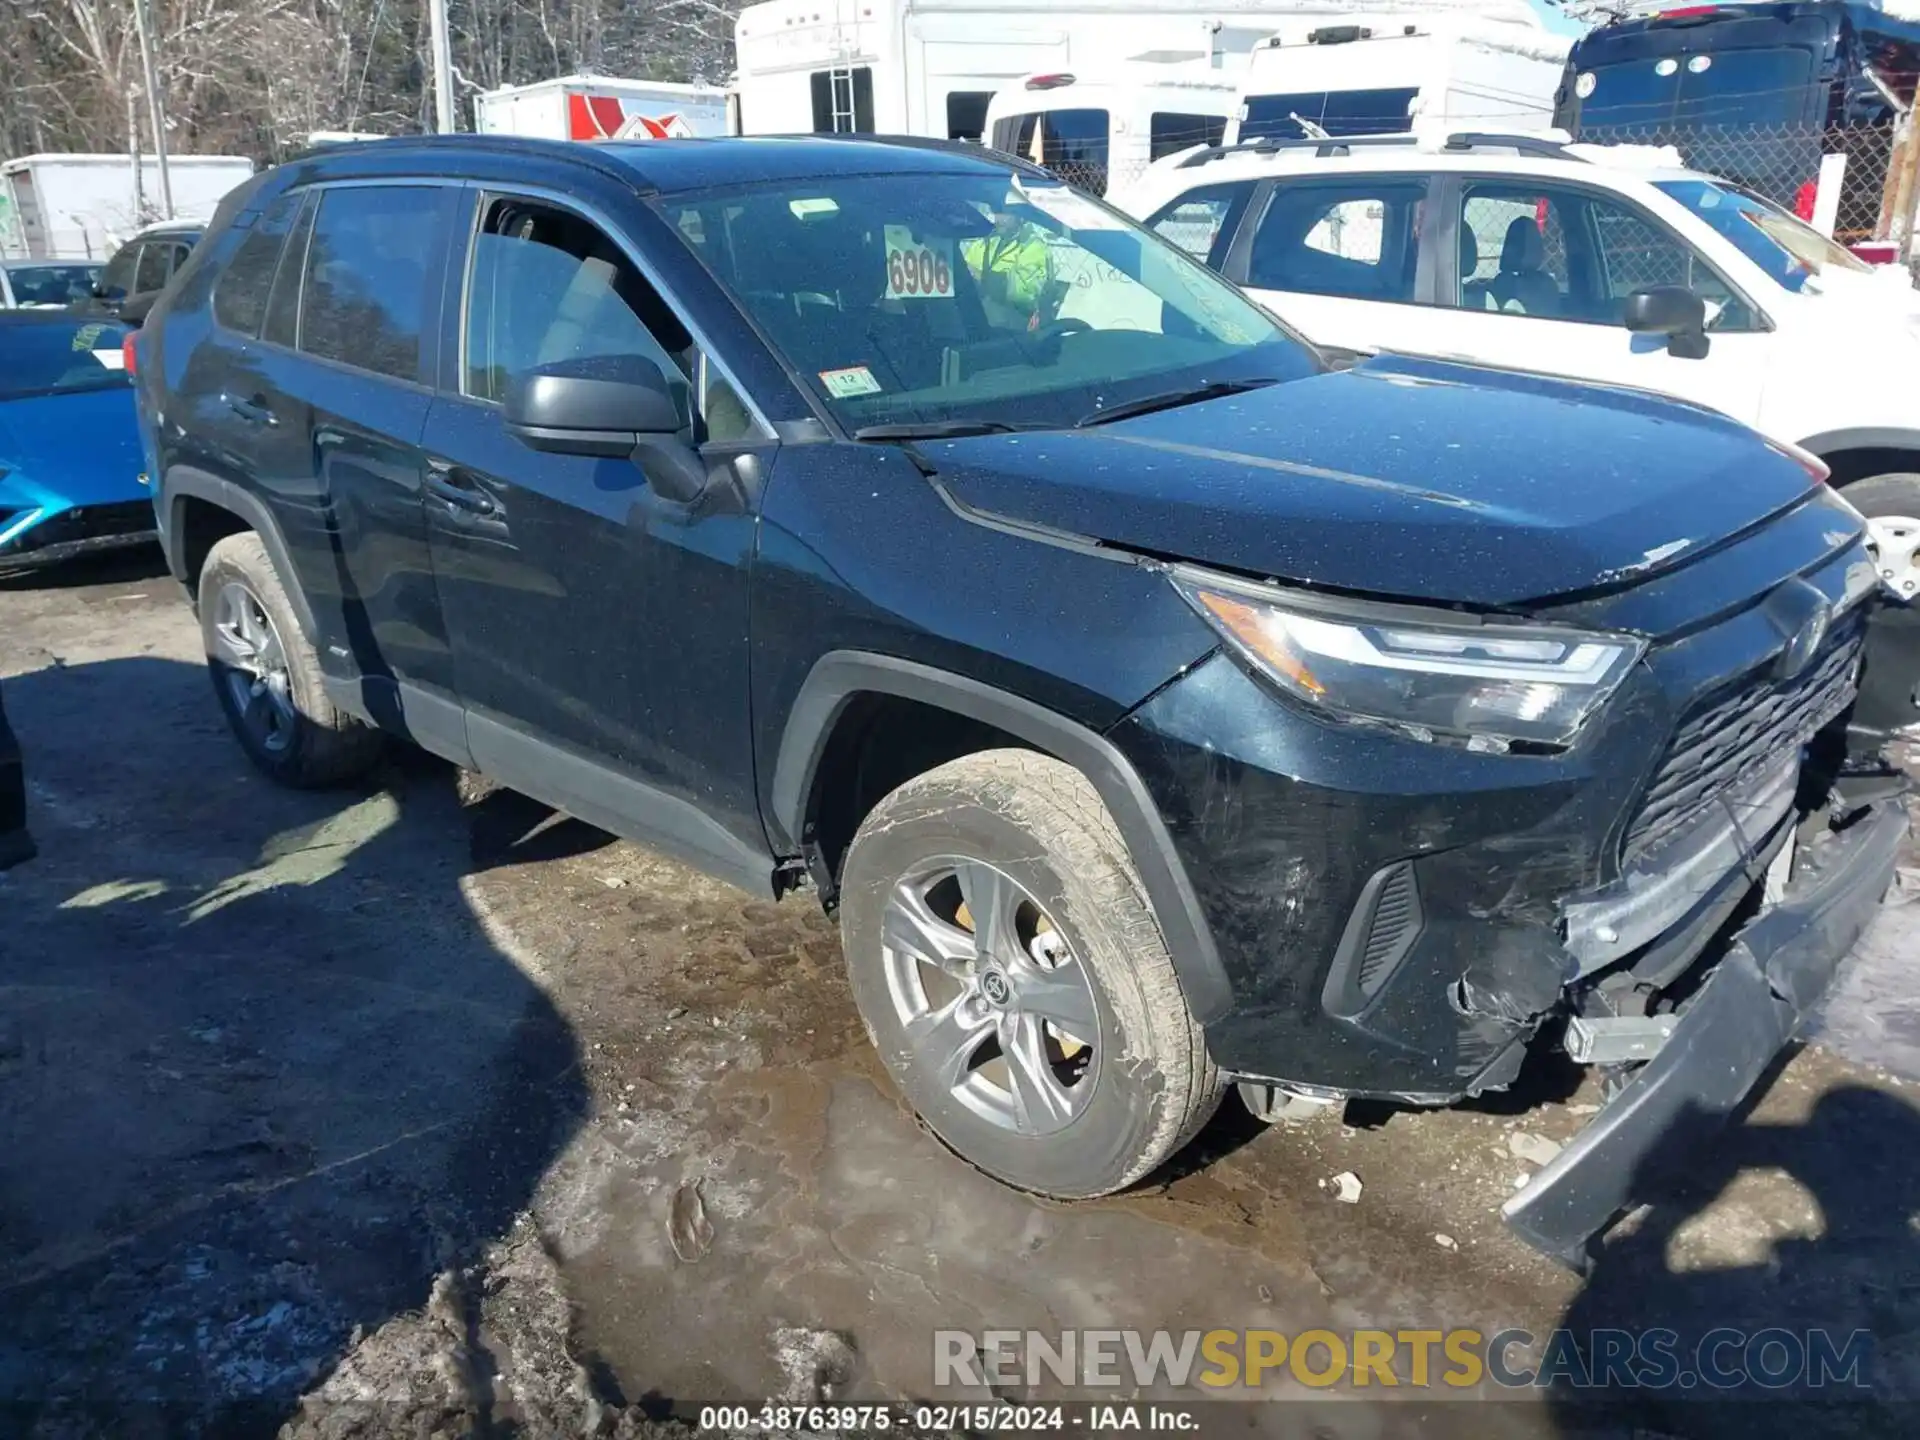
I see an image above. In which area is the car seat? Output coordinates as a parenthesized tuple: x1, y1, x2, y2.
(1489, 216, 1561, 317)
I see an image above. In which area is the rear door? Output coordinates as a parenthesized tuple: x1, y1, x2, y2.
(241, 181, 466, 743)
(1225, 174, 1436, 355)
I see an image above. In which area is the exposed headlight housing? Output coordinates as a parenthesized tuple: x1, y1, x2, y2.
(1171, 568, 1644, 751)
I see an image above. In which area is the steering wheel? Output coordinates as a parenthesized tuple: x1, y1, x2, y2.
(1026, 316, 1094, 364)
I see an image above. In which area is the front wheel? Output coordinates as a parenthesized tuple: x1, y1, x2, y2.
(838, 750, 1222, 1198)
(1850, 472, 1920, 604)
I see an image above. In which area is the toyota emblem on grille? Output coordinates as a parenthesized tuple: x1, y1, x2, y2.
(1771, 579, 1833, 681)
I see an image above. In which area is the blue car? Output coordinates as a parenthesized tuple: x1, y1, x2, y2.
(0, 312, 153, 567)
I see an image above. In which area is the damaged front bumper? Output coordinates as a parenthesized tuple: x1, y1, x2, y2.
(1502, 797, 1908, 1264)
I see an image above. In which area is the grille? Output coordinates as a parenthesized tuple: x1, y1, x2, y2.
(1624, 616, 1866, 860)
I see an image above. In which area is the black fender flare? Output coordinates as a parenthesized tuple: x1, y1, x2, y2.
(770, 651, 1233, 1023)
(161, 466, 319, 645)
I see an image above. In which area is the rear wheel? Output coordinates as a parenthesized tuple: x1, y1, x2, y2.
(838, 750, 1222, 1197)
(198, 532, 383, 787)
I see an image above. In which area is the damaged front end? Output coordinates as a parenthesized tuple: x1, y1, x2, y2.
(1504, 614, 1912, 1266)
(1110, 477, 1910, 1264)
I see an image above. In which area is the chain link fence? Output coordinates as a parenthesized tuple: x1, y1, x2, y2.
(1017, 121, 1915, 255)
(1583, 121, 1902, 244)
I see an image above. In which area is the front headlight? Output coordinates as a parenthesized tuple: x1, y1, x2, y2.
(1172, 569, 1643, 751)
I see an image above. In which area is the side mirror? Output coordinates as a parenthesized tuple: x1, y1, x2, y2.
(504, 356, 708, 504)
(1623, 285, 1709, 360)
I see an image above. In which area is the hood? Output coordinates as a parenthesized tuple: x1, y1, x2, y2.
(924, 354, 1821, 608)
(0, 386, 146, 513)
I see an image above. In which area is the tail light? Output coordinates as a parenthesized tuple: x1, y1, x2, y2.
(121, 333, 138, 375)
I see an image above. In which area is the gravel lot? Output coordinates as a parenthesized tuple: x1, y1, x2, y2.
(3, 550, 1918, 1439)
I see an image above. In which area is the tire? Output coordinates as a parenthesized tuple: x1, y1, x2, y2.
(198, 532, 383, 787)
(839, 749, 1223, 1197)
(1846, 472, 1920, 604)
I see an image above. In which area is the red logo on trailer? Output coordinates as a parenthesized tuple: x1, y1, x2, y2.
(566, 93, 695, 141)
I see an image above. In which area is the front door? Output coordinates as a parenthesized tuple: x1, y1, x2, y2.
(1400, 177, 1774, 426)
(420, 188, 769, 873)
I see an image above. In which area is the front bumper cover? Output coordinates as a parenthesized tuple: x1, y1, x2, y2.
(1502, 798, 1908, 1263)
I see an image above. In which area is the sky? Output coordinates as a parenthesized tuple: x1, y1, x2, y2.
(1528, 0, 1596, 36)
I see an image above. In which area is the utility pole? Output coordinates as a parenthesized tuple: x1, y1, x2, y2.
(130, 0, 173, 219)
(426, 0, 456, 133)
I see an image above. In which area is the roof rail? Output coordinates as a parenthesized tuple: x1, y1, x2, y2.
(1441, 132, 1582, 160)
(1175, 130, 1584, 168)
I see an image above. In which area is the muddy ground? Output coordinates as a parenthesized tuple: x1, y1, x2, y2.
(2, 551, 1919, 1439)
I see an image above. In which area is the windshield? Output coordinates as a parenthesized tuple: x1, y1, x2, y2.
(0, 319, 131, 401)
(657, 172, 1314, 432)
(1241, 88, 1418, 141)
(1655, 177, 1871, 289)
(6, 264, 99, 307)
(1577, 46, 1817, 129)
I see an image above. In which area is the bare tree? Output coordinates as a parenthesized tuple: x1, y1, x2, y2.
(0, 0, 743, 165)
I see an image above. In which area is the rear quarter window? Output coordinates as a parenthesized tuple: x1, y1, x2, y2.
(213, 195, 301, 336)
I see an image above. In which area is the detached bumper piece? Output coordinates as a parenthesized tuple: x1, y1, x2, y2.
(0, 500, 156, 567)
(1502, 798, 1908, 1264)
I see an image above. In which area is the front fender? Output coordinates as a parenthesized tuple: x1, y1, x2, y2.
(770, 650, 1235, 1024)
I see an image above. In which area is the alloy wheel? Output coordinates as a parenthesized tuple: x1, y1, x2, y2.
(879, 856, 1100, 1136)
(211, 581, 297, 754)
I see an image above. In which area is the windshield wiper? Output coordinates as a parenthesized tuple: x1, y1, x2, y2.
(1075, 377, 1281, 428)
(852, 420, 1048, 441)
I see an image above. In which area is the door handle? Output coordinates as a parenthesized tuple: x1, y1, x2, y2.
(224, 393, 277, 427)
(424, 462, 498, 517)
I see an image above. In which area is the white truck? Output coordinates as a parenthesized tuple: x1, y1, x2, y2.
(0, 154, 254, 261)
(983, 68, 1239, 194)
(731, 0, 1546, 144)
(473, 76, 730, 142)
(1224, 13, 1571, 144)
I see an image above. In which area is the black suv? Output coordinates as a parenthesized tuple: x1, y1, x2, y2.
(137, 135, 1908, 1261)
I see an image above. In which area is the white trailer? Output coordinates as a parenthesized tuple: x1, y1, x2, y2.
(473, 76, 729, 141)
(1224, 14, 1571, 145)
(731, 0, 1545, 142)
(0, 154, 254, 260)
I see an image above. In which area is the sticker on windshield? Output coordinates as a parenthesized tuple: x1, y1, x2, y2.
(819, 365, 882, 398)
(1015, 184, 1127, 233)
(884, 226, 953, 300)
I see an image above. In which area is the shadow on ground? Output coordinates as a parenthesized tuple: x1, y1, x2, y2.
(0, 654, 589, 1435)
(1542, 1074, 1920, 1438)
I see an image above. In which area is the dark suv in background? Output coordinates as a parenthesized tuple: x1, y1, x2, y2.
(79, 219, 203, 327)
(135, 134, 1908, 1262)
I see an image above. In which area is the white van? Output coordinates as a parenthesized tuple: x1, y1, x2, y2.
(985, 69, 1239, 194)
(1225, 16, 1570, 145)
